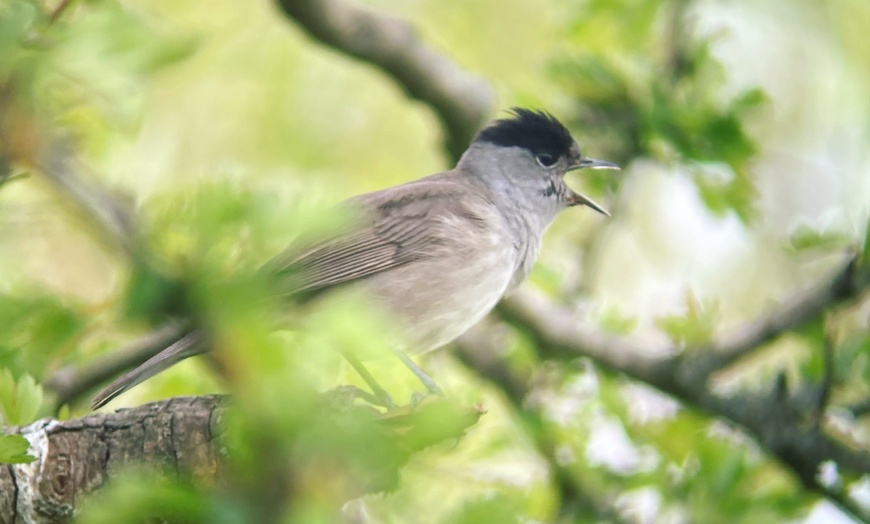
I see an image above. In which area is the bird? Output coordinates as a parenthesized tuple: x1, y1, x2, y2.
(91, 108, 619, 409)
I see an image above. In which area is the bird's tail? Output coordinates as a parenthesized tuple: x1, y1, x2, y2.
(91, 330, 205, 409)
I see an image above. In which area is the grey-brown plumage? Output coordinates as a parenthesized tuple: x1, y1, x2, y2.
(92, 108, 618, 408)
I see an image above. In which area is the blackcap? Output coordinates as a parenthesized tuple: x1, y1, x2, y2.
(92, 108, 618, 408)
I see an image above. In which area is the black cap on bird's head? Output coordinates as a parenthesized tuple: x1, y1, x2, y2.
(475, 108, 574, 164)
(473, 108, 620, 216)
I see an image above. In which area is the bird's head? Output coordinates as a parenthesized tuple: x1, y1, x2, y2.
(465, 108, 619, 217)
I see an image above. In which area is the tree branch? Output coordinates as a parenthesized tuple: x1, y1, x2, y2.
(33, 139, 141, 260)
(498, 291, 677, 390)
(273, 0, 493, 162)
(848, 399, 870, 418)
(2, 394, 483, 523)
(698, 384, 870, 522)
(689, 256, 867, 381)
(48, 0, 76, 23)
(1, 396, 225, 524)
(490, 258, 870, 522)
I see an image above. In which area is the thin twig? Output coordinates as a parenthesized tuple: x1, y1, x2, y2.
(34, 139, 141, 259)
(815, 335, 836, 424)
(48, 0, 75, 24)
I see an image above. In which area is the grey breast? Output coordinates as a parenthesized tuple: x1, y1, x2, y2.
(362, 186, 518, 352)
(268, 173, 520, 353)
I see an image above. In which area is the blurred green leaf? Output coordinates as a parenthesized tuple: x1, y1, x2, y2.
(796, 318, 826, 382)
(449, 494, 522, 524)
(0, 294, 85, 377)
(598, 305, 639, 335)
(835, 334, 870, 389)
(558, 1, 764, 220)
(76, 470, 216, 524)
(0, 434, 35, 464)
(0, 0, 38, 62)
(0, 370, 45, 426)
(59, 0, 197, 75)
(656, 294, 718, 346)
(123, 263, 188, 322)
(380, 399, 485, 451)
(787, 226, 851, 253)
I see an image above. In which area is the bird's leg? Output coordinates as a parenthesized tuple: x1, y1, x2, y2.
(339, 349, 396, 409)
(393, 349, 444, 397)
(336, 385, 389, 407)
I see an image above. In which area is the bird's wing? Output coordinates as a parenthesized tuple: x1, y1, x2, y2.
(265, 177, 491, 294)
(92, 177, 491, 408)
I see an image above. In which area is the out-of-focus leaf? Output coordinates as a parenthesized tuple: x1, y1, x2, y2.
(0, 370, 45, 426)
(787, 226, 851, 253)
(694, 166, 756, 221)
(528, 263, 567, 296)
(449, 494, 523, 524)
(379, 398, 485, 451)
(2, 0, 199, 155)
(837, 335, 870, 389)
(598, 305, 639, 335)
(123, 263, 188, 322)
(59, 0, 197, 75)
(0, 434, 35, 464)
(0, 1, 39, 84)
(75, 471, 215, 524)
(0, 294, 86, 376)
(656, 294, 718, 346)
(558, 1, 765, 221)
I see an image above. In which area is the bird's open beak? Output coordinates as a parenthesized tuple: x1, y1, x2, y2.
(572, 157, 621, 171)
(567, 191, 610, 216)
(565, 157, 620, 216)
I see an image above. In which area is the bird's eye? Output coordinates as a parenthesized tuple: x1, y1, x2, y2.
(535, 153, 557, 168)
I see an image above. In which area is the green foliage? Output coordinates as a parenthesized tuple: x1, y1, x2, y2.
(76, 472, 216, 524)
(0, 434, 35, 464)
(0, 369, 45, 426)
(448, 494, 523, 524)
(0, 0, 865, 522)
(0, 0, 42, 82)
(556, 0, 764, 220)
(123, 262, 189, 322)
(621, 387, 802, 522)
(140, 182, 351, 273)
(655, 294, 718, 346)
(597, 305, 639, 335)
(0, 0, 195, 167)
(787, 226, 852, 253)
(49, 0, 196, 129)
(0, 293, 86, 377)
(796, 318, 828, 383)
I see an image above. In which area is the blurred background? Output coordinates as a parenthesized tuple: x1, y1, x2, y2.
(0, 0, 868, 522)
